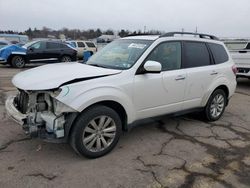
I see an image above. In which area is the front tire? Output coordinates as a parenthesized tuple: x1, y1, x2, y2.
(11, 56, 26, 68)
(203, 89, 226, 121)
(70, 105, 122, 158)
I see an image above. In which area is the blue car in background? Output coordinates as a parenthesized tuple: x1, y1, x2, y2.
(0, 40, 11, 49)
(0, 40, 77, 68)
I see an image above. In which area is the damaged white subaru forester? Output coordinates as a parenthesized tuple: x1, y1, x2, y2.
(6, 32, 237, 158)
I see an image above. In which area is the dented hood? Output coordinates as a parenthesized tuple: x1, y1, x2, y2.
(12, 62, 122, 90)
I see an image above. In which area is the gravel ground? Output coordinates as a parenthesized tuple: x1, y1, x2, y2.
(0, 64, 250, 188)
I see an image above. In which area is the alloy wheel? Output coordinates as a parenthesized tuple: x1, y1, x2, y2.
(210, 93, 225, 118)
(82, 116, 117, 152)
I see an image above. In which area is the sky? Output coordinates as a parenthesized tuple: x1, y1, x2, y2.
(0, 0, 250, 38)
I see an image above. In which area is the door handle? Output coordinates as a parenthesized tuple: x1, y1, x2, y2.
(210, 71, 218, 75)
(175, 75, 186, 81)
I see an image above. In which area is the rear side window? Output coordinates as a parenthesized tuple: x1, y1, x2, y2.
(77, 42, 85, 47)
(208, 43, 229, 64)
(47, 42, 61, 49)
(86, 42, 96, 48)
(61, 43, 69, 49)
(183, 42, 211, 68)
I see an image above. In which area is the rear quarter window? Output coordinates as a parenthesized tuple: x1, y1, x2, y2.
(208, 43, 229, 64)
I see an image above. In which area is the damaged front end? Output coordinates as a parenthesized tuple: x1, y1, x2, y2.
(5, 89, 77, 141)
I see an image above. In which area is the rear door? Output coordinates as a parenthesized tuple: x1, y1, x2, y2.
(45, 42, 61, 60)
(182, 41, 218, 109)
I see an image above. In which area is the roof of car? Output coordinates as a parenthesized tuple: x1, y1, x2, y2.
(66, 40, 94, 42)
(122, 35, 160, 41)
(122, 32, 221, 43)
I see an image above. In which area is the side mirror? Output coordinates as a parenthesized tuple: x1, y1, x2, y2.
(29, 47, 34, 52)
(143, 60, 162, 73)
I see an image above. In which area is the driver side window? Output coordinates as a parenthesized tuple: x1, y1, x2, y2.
(30, 41, 46, 50)
(146, 42, 182, 71)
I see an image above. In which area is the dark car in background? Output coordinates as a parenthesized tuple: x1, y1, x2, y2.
(0, 40, 77, 68)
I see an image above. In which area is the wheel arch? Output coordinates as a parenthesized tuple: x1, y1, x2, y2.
(7, 54, 27, 64)
(66, 100, 128, 142)
(202, 84, 230, 107)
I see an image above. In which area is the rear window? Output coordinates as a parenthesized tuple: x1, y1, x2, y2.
(86, 42, 96, 48)
(208, 43, 229, 64)
(183, 42, 211, 68)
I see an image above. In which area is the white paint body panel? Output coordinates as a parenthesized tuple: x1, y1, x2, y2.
(11, 36, 237, 124)
(12, 62, 121, 90)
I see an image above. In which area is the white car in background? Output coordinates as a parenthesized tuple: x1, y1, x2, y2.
(224, 41, 250, 78)
(66, 40, 97, 59)
(6, 32, 236, 158)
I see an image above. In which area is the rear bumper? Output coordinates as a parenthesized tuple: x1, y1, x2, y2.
(5, 95, 27, 125)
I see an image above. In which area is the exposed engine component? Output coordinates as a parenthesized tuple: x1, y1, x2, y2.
(13, 90, 75, 138)
(15, 90, 29, 114)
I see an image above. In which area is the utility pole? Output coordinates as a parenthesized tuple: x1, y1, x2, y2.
(195, 26, 198, 33)
(144, 26, 146, 34)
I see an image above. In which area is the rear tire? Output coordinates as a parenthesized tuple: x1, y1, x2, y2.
(203, 89, 226, 121)
(11, 56, 26, 68)
(60, 55, 72, 62)
(70, 105, 122, 158)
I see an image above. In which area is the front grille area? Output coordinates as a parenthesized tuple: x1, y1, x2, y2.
(15, 90, 29, 114)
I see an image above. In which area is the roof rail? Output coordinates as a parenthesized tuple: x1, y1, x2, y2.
(160, 32, 219, 40)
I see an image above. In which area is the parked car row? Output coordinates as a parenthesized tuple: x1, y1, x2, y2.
(0, 35, 98, 68)
(0, 40, 78, 68)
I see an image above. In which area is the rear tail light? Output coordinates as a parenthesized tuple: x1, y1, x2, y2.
(232, 65, 238, 75)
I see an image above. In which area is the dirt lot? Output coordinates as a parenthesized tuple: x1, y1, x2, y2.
(0, 64, 250, 188)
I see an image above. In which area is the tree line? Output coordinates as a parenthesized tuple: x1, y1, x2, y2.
(0, 27, 163, 40)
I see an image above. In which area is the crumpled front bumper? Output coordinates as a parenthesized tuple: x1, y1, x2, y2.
(5, 95, 27, 125)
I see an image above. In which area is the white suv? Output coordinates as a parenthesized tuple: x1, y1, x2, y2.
(6, 32, 237, 158)
(66, 40, 97, 59)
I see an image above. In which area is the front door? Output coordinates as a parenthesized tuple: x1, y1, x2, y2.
(133, 41, 187, 119)
(27, 41, 46, 61)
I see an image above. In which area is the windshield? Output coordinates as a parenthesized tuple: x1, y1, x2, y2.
(87, 39, 153, 70)
(22, 41, 38, 49)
